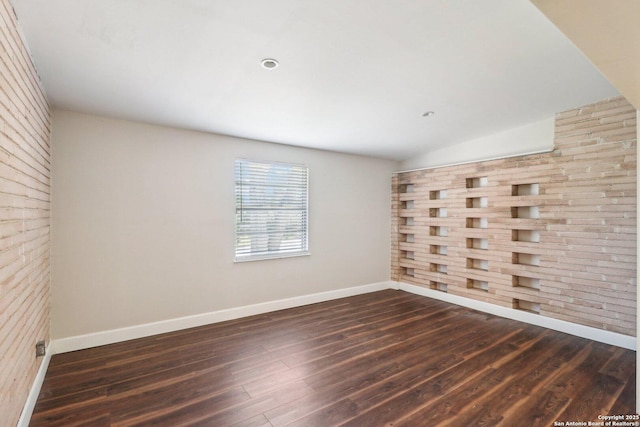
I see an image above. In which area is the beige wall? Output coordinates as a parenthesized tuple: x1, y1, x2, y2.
(401, 117, 555, 171)
(0, 0, 51, 424)
(51, 110, 397, 339)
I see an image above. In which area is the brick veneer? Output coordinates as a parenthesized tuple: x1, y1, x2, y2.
(392, 97, 636, 336)
(0, 0, 51, 424)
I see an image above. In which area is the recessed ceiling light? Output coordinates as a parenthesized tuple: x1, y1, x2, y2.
(422, 111, 435, 117)
(260, 58, 279, 70)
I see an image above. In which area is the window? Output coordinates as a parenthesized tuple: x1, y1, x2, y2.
(235, 159, 309, 262)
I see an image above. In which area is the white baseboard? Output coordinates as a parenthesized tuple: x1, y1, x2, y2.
(17, 349, 51, 427)
(396, 281, 637, 351)
(50, 279, 636, 355)
(51, 281, 396, 354)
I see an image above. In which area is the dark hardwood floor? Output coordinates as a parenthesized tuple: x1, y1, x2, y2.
(30, 290, 636, 426)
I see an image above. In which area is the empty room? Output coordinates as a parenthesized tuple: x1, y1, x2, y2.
(1, 0, 638, 426)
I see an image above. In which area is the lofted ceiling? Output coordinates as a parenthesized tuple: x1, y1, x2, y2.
(11, 0, 619, 161)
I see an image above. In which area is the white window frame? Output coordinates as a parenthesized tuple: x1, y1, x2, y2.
(234, 158, 309, 262)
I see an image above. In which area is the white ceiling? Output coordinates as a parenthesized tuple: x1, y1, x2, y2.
(11, 0, 618, 161)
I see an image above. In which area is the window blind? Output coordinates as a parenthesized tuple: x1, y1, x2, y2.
(235, 159, 309, 261)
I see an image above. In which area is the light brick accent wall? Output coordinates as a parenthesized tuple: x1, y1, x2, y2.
(0, 0, 51, 424)
(392, 97, 636, 336)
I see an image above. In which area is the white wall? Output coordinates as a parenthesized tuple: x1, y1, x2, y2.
(400, 117, 554, 171)
(51, 110, 397, 340)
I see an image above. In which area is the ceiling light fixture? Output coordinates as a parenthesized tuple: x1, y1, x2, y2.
(422, 111, 435, 117)
(260, 58, 279, 70)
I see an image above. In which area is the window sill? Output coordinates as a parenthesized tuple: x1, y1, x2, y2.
(234, 251, 310, 263)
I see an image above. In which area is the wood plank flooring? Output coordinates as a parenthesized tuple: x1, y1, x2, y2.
(30, 290, 636, 426)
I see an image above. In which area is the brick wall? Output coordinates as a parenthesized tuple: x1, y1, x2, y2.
(0, 0, 51, 424)
(392, 97, 636, 336)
